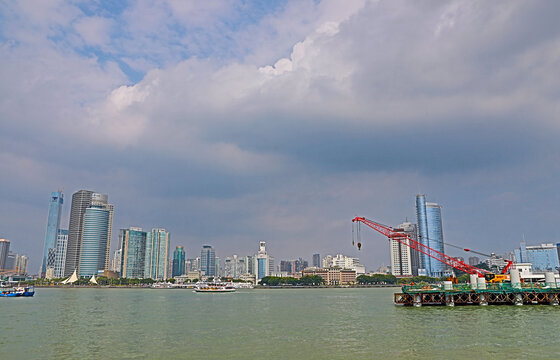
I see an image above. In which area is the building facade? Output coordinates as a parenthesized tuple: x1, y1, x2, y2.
(390, 222, 420, 277)
(301, 267, 356, 285)
(79, 204, 110, 277)
(200, 245, 216, 277)
(41, 191, 64, 277)
(416, 195, 445, 277)
(54, 229, 68, 278)
(64, 190, 93, 277)
(256, 241, 274, 280)
(172, 246, 186, 277)
(0, 239, 10, 271)
(312, 253, 321, 268)
(514, 243, 560, 271)
(145, 228, 170, 280)
(322, 254, 365, 274)
(120, 227, 147, 279)
(223, 254, 246, 279)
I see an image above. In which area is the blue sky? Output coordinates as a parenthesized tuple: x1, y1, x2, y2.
(1, 0, 560, 273)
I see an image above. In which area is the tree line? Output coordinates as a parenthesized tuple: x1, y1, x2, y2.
(259, 275, 325, 286)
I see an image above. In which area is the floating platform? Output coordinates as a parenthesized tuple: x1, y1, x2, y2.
(394, 283, 560, 307)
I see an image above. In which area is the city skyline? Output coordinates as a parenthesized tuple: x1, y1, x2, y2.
(2, 1, 560, 273)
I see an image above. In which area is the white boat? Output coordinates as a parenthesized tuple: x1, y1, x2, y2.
(194, 282, 236, 293)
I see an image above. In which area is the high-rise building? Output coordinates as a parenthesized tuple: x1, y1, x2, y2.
(514, 243, 560, 271)
(145, 228, 170, 280)
(224, 254, 246, 279)
(200, 245, 216, 277)
(172, 246, 186, 277)
(312, 253, 321, 268)
(256, 241, 274, 280)
(79, 201, 110, 277)
(54, 229, 68, 278)
(120, 227, 147, 279)
(41, 191, 64, 277)
(390, 222, 420, 277)
(15, 254, 28, 275)
(322, 254, 366, 274)
(0, 239, 10, 271)
(416, 195, 445, 277)
(111, 249, 122, 274)
(64, 190, 93, 277)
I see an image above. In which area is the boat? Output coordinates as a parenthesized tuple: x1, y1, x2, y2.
(194, 282, 236, 293)
(0, 285, 35, 297)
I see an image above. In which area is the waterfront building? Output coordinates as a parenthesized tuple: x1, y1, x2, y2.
(79, 200, 110, 277)
(245, 255, 256, 275)
(390, 222, 420, 277)
(120, 227, 147, 279)
(215, 256, 220, 278)
(64, 190, 93, 277)
(416, 195, 445, 277)
(256, 241, 274, 280)
(312, 253, 321, 268)
(514, 243, 560, 271)
(200, 245, 216, 277)
(186, 258, 199, 272)
(280, 258, 309, 274)
(0, 238, 10, 271)
(15, 254, 28, 275)
(172, 246, 186, 277)
(41, 191, 63, 277)
(53, 229, 68, 278)
(145, 228, 170, 280)
(224, 254, 246, 279)
(301, 267, 356, 285)
(468, 256, 480, 266)
(5, 252, 16, 272)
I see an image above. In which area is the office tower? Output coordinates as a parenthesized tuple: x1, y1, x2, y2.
(245, 255, 256, 274)
(145, 228, 170, 280)
(256, 241, 274, 280)
(120, 227, 147, 278)
(103, 203, 114, 271)
(200, 245, 216, 277)
(79, 200, 110, 277)
(215, 256, 220, 277)
(0, 239, 10, 271)
(224, 254, 246, 278)
(64, 190, 93, 277)
(416, 195, 445, 277)
(53, 229, 68, 278)
(5, 252, 16, 271)
(390, 222, 420, 277)
(313, 253, 321, 268)
(41, 191, 64, 277)
(172, 246, 186, 277)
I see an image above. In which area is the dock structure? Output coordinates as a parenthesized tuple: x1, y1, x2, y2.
(394, 283, 560, 307)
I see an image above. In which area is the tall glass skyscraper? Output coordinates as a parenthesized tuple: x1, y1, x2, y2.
(79, 204, 109, 277)
(0, 238, 10, 271)
(41, 191, 63, 277)
(172, 246, 186, 277)
(145, 228, 170, 280)
(120, 227, 147, 279)
(416, 195, 445, 278)
(64, 190, 93, 277)
(200, 245, 216, 277)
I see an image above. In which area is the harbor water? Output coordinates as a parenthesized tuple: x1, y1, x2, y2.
(1, 287, 560, 359)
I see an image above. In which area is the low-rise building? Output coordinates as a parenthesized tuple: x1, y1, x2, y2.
(302, 267, 356, 285)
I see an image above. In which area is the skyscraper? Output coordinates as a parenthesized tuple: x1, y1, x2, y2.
(54, 229, 68, 278)
(200, 245, 216, 277)
(0, 239, 10, 271)
(41, 191, 64, 277)
(79, 201, 110, 277)
(64, 190, 93, 277)
(120, 227, 147, 279)
(145, 228, 170, 280)
(416, 195, 445, 277)
(390, 222, 419, 277)
(256, 241, 274, 280)
(312, 253, 321, 268)
(172, 246, 186, 277)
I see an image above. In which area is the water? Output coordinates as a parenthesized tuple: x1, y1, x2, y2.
(1, 287, 560, 359)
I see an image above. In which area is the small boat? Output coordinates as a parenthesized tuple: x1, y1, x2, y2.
(194, 282, 236, 293)
(0, 285, 35, 297)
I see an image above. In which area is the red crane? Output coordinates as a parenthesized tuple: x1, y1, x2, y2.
(352, 216, 491, 277)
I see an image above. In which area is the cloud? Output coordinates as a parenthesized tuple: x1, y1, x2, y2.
(2, 1, 560, 272)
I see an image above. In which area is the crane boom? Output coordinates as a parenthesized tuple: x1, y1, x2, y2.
(352, 216, 490, 277)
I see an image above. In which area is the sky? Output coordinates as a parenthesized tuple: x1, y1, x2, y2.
(1, 0, 560, 274)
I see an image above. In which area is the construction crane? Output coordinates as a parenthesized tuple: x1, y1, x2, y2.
(352, 216, 491, 278)
(442, 242, 513, 275)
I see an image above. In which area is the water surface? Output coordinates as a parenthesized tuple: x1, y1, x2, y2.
(1, 287, 559, 359)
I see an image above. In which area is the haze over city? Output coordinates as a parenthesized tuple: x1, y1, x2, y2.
(2, 0, 560, 273)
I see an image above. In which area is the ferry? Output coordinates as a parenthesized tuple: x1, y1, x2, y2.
(194, 282, 236, 293)
(0, 285, 35, 297)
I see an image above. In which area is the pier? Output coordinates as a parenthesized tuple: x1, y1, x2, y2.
(394, 282, 560, 307)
